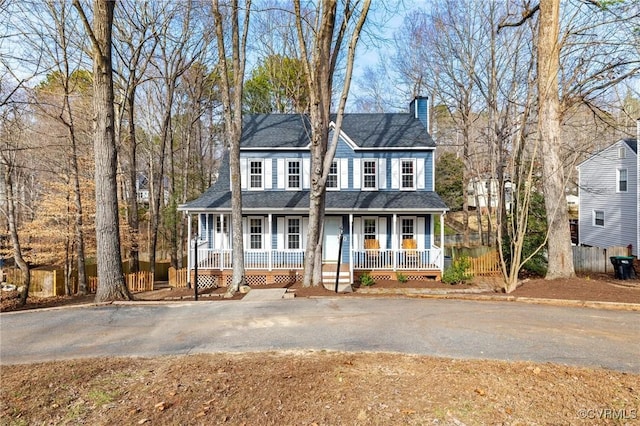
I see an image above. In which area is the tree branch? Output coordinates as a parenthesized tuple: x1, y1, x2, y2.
(497, 3, 539, 33)
(72, 0, 103, 58)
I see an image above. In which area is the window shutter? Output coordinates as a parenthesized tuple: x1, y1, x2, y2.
(391, 159, 399, 189)
(264, 159, 272, 189)
(417, 158, 425, 189)
(353, 158, 361, 189)
(353, 217, 362, 249)
(303, 158, 310, 189)
(277, 158, 285, 189)
(417, 217, 425, 249)
(379, 158, 387, 189)
(240, 158, 247, 190)
(242, 217, 248, 247)
(277, 217, 284, 250)
(379, 217, 387, 249)
(302, 217, 309, 248)
(340, 158, 349, 189)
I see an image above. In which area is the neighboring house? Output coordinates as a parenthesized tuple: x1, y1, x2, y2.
(577, 130, 639, 257)
(177, 97, 449, 288)
(466, 177, 513, 212)
(136, 174, 170, 206)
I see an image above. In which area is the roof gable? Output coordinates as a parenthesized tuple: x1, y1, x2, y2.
(577, 138, 638, 169)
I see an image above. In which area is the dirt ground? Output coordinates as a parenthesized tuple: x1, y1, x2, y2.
(1, 275, 639, 425)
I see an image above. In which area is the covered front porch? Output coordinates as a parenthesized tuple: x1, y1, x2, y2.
(186, 211, 445, 286)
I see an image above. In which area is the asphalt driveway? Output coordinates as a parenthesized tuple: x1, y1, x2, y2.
(1, 298, 638, 372)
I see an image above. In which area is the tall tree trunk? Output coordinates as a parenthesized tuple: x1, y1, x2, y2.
(537, 0, 575, 279)
(75, 0, 131, 301)
(126, 88, 140, 273)
(3, 166, 30, 306)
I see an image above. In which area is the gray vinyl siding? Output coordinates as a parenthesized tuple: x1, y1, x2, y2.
(578, 140, 638, 256)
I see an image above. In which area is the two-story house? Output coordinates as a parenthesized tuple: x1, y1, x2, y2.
(577, 124, 639, 257)
(177, 97, 449, 288)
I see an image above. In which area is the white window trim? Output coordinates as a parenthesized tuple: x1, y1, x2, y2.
(363, 217, 378, 242)
(618, 146, 626, 159)
(286, 159, 302, 190)
(617, 168, 628, 193)
(400, 158, 416, 190)
(593, 210, 605, 228)
(362, 159, 378, 190)
(285, 216, 303, 250)
(326, 159, 340, 191)
(247, 216, 264, 249)
(399, 216, 416, 241)
(248, 159, 264, 190)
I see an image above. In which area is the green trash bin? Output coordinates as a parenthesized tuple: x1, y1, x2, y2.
(610, 256, 635, 280)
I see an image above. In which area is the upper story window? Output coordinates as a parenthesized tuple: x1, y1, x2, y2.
(363, 160, 377, 189)
(326, 160, 338, 189)
(249, 217, 263, 249)
(287, 218, 301, 249)
(401, 159, 415, 189)
(249, 160, 263, 189)
(287, 160, 301, 189)
(593, 210, 605, 227)
(617, 168, 628, 192)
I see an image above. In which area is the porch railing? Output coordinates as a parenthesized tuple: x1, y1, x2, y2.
(193, 248, 305, 270)
(353, 247, 442, 270)
(191, 247, 442, 271)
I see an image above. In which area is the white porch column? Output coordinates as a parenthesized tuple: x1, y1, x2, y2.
(268, 213, 273, 271)
(187, 213, 192, 271)
(392, 214, 397, 270)
(349, 214, 353, 280)
(440, 212, 445, 270)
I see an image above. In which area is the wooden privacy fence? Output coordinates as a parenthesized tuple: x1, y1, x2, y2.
(169, 267, 188, 288)
(88, 271, 154, 293)
(466, 250, 501, 276)
(572, 246, 631, 274)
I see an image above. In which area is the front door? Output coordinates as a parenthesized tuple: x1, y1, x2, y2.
(323, 216, 342, 262)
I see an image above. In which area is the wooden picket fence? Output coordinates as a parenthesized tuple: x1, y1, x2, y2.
(169, 267, 188, 288)
(466, 250, 501, 276)
(572, 246, 631, 274)
(87, 271, 154, 293)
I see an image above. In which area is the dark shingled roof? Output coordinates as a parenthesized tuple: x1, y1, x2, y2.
(241, 113, 436, 149)
(623, 138, 638, 154)
(180, 189, 447, 213)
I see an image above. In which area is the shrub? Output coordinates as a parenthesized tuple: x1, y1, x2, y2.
(359, 273, 375, 287)
(396, 272, 408, 283)
(441, 256, 473, 285)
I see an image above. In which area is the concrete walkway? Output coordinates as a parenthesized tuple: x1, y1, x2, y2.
(241, 288, 289, 301)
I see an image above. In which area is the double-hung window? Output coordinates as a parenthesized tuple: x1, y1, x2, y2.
(618, 169, 628, 192)
(401, 159, 415, 189)
(363, 218, 377, 241)
(249, 160, 263, 189)
(401, 218, 415, 241)
(593, 210, 605, 227)
(363, 160, 377, 189)
(287, 218, 301, 249)
(287, 160, 301, 189)
(249, 217, 263, 249)
(326, 160, 338, 189)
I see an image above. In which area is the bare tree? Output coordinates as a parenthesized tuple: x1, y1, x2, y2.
(211, 0, 251, 294)
(294, 0, 370, 286)
(73, 0, 131, 301)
